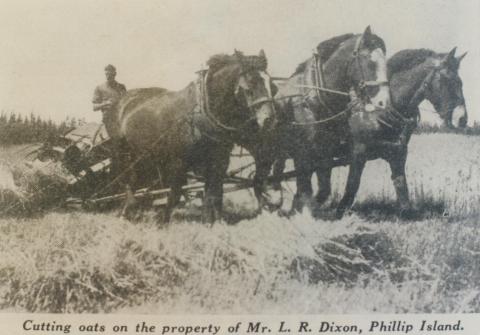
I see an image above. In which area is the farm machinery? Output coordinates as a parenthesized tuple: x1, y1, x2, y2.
(23, 122, 286, 211)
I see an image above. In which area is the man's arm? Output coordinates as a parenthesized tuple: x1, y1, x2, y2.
(92, 86, 112, 111)
(93, 101, 112, 111)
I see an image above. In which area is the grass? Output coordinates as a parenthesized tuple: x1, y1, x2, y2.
(0, 133, 479, 313)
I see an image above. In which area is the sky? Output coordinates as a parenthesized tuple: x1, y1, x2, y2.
(0, 0, 478, 124)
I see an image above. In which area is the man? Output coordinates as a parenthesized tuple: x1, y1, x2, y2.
(92, 64, 131, 202)
(92, 64, 126, 139)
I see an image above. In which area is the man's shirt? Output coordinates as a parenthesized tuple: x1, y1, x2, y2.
(92, 81, 127, 111)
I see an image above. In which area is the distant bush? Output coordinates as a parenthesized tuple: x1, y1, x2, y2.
(0, 111, 85, 145)
(414, 121, 480, 135)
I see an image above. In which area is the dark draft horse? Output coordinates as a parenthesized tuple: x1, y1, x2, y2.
(272, 26, 393, 216)
(274, 47, 468, 218)
(112, 50, 277, 223)
(313, 47, 468, 218)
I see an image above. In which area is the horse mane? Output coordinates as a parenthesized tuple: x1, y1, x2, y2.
(316, 33, 355, 63)
(207, 53, 237, 72)
(387, 49, 443, 79)
(363, 33, 386, 54)
(291, 32, 383, 77)
(207, 51, 267, 73)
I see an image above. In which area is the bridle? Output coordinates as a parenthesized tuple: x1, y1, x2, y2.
(408, 66, 439, 110)
(377, 63, 444, 130)
(409, 64, 463, 125)
(286, 36, 390, 126)
(197, 65, 276, 134)
(347, 36, 389, 104)
(238, 67, 277, 111)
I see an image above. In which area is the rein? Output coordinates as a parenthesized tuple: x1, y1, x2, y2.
(408, 66, 438, 110)
(375, 66, 440, 131)
(373, 67, 440, 131)
(280, 36, 389, 127)
(294, 84, 349, 97)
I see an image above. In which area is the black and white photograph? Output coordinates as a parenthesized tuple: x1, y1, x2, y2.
(0, 0, 479, 321)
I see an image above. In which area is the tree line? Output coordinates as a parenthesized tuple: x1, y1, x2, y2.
(0, 111, 86, 145)
(1, 110, 479, 146)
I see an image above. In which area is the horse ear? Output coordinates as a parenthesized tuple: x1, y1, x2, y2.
(441, 47, 458, 69)
(362, 25, 373, 41)
(257, 49, 267, 70)
(448, 47, 457, 59)
(457, 51, 468, 64)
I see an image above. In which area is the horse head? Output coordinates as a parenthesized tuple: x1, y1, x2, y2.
(206, 50, 277, 132)
(424, 48, 468, 128)
(344, 26, 391, 112)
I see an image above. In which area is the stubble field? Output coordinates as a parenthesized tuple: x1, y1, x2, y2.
(0, 133, 479, 314)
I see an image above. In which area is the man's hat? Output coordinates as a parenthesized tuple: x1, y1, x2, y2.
(104, 64, 116, 72)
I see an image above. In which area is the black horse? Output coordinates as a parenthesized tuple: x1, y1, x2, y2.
(328, 47, 467, 217)
(113, 50, 277, 223)
(272, 26, 392, 215)
(274, 47, 468, 218)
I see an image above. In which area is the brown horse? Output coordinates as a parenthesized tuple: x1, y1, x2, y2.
(113, 50, 277, 223)
(276, 47, 468, 218)
(272, 26, 392, 215)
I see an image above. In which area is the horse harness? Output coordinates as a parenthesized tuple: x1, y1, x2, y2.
(191, 67, 276, 142)
(288, 36, 416, 132)
(375, 66, 441, 132)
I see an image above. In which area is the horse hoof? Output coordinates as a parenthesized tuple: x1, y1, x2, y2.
(261, 191, 283, 212)
(399, 207, 415, 220)
(335, 209, 345, 220)
(263, 202, 282, 213)
(277, 208, 292, 218)
(119, 212, 131, 221)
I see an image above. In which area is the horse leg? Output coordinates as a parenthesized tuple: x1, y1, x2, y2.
(315, 166, 332, 207)
(253, 154, 280, 212)
(163, 162, 187, 223)
(118, 140, 138, 219)
(120, 184, 137, 219)
(163, 183, 183, 223)
(386, 145, 412, 216)
(290, 158, 313, 214)
(272, 156, 287, 191)
(203, 148, 231, 224)
(336, 150, 366, 219)
(203, 177, 223, 224)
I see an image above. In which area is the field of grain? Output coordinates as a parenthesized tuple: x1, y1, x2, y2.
(0, 133, 479, 314)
